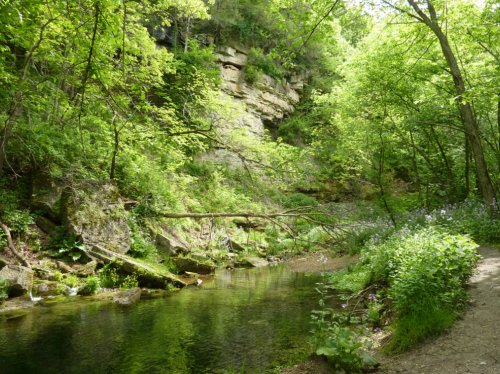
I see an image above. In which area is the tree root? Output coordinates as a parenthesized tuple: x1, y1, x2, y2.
(0, 222, 31, 268)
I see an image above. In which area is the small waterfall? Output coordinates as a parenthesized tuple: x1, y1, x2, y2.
(65, 285, 79, 296)
(29, 291, 43, 302)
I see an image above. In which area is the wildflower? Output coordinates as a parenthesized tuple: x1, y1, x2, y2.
(374, 328, 382, 333)
(341, 304, 347, 308)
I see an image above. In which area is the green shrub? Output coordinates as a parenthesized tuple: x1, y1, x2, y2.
(52, 270, 63, 282)
(335, 227, 479, 352)
(309, 282, 377, 372)
(243, 64, 262, 83)
(80, 275, 100, 295)
(281, 193, 318, 209)
(62, 274, 80, 288)
(0, 277, 10, 300)
(48, 233, 86, 262)
(98, 263, 138, 289)
(129, 231, 157, 258)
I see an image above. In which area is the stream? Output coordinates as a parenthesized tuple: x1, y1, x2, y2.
(0, 264, 345, 374)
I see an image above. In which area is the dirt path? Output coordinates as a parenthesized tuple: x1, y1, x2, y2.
(375, 245, 500, 374)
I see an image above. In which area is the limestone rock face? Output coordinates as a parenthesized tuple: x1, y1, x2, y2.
(172, 257, 215, 274)
(30, 171, 68, 222)
(61, 180, 130, 254)
(220, 66, 300, 126)
(36, 216, 58, 237)
(156, 233, 189, 257)
(0, 265, 33, 297)
(215, 45, 248, 67)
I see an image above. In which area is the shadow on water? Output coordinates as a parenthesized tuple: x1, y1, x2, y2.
(0, 265, 346, 374)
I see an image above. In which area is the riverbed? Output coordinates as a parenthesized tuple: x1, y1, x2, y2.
(0, 264, 346, 374)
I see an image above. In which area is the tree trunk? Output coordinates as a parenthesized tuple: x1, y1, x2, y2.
(0, 92, 23, 178)
(465, 135, 470, 197)
(407, 0, 496, 208)
(110, 114, 118, 180)
(410, 130, 424, 206)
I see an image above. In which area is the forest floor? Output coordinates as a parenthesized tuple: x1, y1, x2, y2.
(281, 246, 500, 374)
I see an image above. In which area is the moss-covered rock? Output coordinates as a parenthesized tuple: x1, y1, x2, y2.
(0, 265, 33, 297)
(172, 257, 215, 274)
(61, 180, 130, 254)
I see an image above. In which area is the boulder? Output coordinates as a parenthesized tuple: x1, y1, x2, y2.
(171, 257, 215, 274)
(57, 261, 77, 274)
(61, 180, 130, 254)
(0, 265, 33, 297)
(156, 233, 189, 257)
(88, 245, 186, 288)
(73, 261, 96, 276)
(33, 281, 60, 296)
(30, 171, 68, 222)
(36, 216, 58, 237)
(112, 288, 141, 305)
(0, 296, 36, 320)
(239, 257, 268, 267)
(228, 239, 245, 252)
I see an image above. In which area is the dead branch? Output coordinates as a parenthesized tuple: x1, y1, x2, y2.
(0, 222, 31, 268)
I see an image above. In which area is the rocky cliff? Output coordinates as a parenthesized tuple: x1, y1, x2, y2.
(204, 42, 305, 166)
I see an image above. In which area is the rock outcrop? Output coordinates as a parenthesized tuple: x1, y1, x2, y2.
(172, 257, 215, 274)
(220, 65, 300, 126)
(239, 257, 268, 267)
(30, 171, 67, 222)
(61, 180, 131, 254)
(0, 265, 33, 297)
(156, 232, 190, 257)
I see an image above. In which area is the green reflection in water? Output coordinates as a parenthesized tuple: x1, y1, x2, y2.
(0, 265, 345, 374)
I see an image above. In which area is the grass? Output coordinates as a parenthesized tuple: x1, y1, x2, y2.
(384, 307, 458, 353)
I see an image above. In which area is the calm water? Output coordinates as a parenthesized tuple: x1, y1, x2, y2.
(0, 265, 343, 374)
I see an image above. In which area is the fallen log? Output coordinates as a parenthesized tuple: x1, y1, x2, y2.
(87, 245, 187, 288)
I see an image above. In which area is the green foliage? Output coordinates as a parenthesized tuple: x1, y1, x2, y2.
(52, 270, 63, 282)
(80, 276, 100, 295)
(281, 193, 318, 209)
(48, 235, 86, 262)
(243, 64, 262, 84)
(98, 264, 139, 289)
(0, 277, 10, 300)
(244, 48, 283, 83)
(334, 221, 479, 353)
(62, 274, 80, 288)
(309, 281, 377, 372)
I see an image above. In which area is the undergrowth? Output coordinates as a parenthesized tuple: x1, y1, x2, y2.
(327, 199, 486, 353)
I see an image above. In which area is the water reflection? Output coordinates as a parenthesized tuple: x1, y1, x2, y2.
(0, 265, 341, 374)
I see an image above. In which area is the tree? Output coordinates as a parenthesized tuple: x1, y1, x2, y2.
(382, 0, 496, 207)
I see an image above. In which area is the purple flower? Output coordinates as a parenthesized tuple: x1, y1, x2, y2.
(341, 304, 347, 308)
(374, 328, 382, 333)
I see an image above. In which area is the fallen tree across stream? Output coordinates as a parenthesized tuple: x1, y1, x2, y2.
(156, 205, 360, 249)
